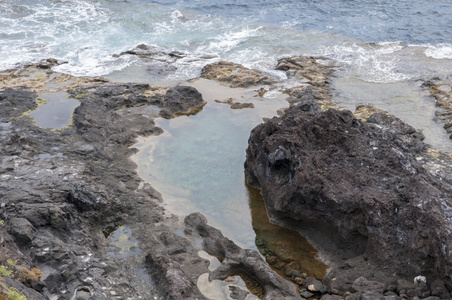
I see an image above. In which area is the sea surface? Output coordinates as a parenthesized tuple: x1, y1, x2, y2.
(3, 0, 452, 295)
(3, 0, 452, 146)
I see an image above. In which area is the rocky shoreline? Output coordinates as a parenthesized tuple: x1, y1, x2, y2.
(1, 54, 452, 300)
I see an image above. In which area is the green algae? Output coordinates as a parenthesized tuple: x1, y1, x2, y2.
(247, 184, 328, 281)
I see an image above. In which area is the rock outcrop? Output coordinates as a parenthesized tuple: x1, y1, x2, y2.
(201, 61, 275, 88)
(245, 103, 452, 289)
(422, 78, 452, 140)
(184, 213, 302, 300)
(159, 85, 207, 118)
(276, 56, 334, 108)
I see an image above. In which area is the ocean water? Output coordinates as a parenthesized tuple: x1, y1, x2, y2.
(3, 0, 452, 144)
(2, 0, 452, 82)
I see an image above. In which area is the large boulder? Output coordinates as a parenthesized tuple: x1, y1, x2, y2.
(244, 104, 452, 284)
(201, 61, 275, 88)
(159, 85, 206, 118)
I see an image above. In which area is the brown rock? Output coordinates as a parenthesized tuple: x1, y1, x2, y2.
(201, 61, 275, 88)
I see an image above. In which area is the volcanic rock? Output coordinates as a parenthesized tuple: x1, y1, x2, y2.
(244, 104, 452, 287)
(159, 85, 206, 118)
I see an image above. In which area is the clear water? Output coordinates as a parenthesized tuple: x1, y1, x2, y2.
(133, 79, 288, 249)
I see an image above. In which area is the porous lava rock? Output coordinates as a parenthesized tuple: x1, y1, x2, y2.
(244, 104, 452, 287)
(201, 61, 275, 88)
(159, 85, 207, 118)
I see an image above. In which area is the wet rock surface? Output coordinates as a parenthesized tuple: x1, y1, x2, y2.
(277, 56, 334, 108)
(422, 78, 452, 140)
(215, 97, 255, 109)
(159, 85, 207, 118)
(201, 61, 276, 88)
(3, 55, 452, 300)
(245, 101, 452, 296)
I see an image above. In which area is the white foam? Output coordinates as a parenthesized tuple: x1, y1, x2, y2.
(321, 42, 410, 83)
(207, 26, 263, 53)
(425, 44, 452, 59)
(0, 0, 112, 72)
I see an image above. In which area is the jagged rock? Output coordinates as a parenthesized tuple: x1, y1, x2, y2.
(9, 218, 35, 245)
(159, 85, 206, 118)
(229, 285, 250, 300)
(276, 56, 333, 87)
(321, 294, 344, 300)
(359, 291, 383, 300)
(352, 277, 386, 293)
(145, 253, 205, 300)
(245, 105, 452, 286)
(201, 61, 275, 88)
(300, 290, 314, 298)
(422, 79, 452, 137)
(184, 212, 302, 300)
(430, 279, 450, 298)
(0, 65, 208, 299)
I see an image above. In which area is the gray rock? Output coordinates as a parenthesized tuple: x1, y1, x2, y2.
(160, 86, 206, 118)
(430, 279, 450, 298)
(421, 297, 440, 300)
(184, 212, 302, 300)
(321, 294, 344, 300)
(345, 292, 363, 300)
(304, 277, 328, 294)
(229, 285, 250, 300)
(360, 291, 384, 300)
(9, 217, 35, 244)
(352, 277, 386, 293)
(300, 290, 314, 298)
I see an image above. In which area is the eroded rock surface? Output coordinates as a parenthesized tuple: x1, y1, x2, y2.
(201, 61, 275, 88)
(184, 213, 302, 300)
(422, 79, 452, 139)
(0, 63, 213, 299)
(245, 103, 452, 292)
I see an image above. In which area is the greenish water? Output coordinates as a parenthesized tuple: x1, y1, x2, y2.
(133, 79, 287, 249)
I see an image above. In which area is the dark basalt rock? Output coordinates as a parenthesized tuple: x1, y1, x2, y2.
(244, 105, 452, 287)
(159, 85, 207, 118)
(184, 212, 302, 300)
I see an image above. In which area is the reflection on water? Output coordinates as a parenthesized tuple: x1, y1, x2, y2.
(133, 79, 288, 249)
(29, 91, 80, 129)
(247, 184, 328, 281)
